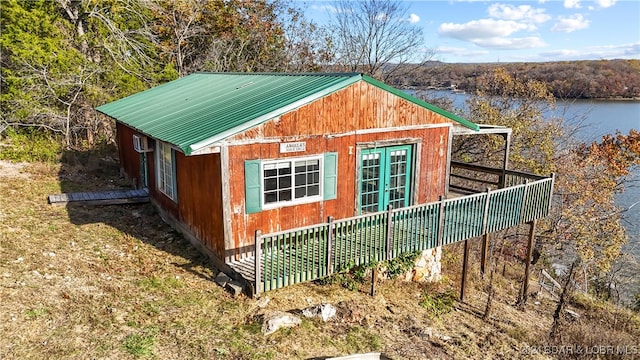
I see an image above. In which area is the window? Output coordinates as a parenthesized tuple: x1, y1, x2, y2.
(156, 141, 176, 201)
(244, 153, 337, 213)
(262, 156, 321, 206)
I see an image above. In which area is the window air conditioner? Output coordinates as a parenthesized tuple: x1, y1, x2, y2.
(133, 134, 152, 153)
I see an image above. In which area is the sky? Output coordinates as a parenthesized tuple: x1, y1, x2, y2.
(302, 0, 640, 63)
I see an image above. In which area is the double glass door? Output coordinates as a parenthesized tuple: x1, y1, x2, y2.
(360, 145, 412, 214)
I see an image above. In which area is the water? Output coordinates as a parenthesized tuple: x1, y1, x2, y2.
(414, 89, 640, 300)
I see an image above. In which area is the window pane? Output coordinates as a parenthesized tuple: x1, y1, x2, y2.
(265, 191, 277, 204)
(264, 178, 277, 191)
(295, 173, 306, 186)
(295, 187, 306, 198)
(264, 168, 277, 178)
(279, 189, 291, 201)
(308, 185, 319, 196)
(279, 176, 291, 188)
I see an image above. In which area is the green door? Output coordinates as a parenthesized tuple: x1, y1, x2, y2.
(360, 145, 412, 214)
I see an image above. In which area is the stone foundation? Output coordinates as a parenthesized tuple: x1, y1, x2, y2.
(406, 247, 442, 283)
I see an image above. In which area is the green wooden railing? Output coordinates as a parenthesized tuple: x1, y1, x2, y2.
(254, 173, 554, 294)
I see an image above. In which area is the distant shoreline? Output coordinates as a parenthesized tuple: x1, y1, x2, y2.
(404, 88, 640, 102)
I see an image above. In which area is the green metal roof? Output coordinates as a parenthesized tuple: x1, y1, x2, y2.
(96, 72, 479, 155)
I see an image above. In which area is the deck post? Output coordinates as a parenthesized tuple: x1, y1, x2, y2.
(480, 233, 490, 277)
(500, 132, 511, 189)
(520, 220, 537, 305)
(386, 205, 393, 260)
(520, 180, 531, 223)
(370, 265, 378, 297)
(255, 230, 262, 296)
(437, 196, 446, 248)
(327, 216, 334, 276)
(461, 238, 471, 302)
(480, 188, 491, 276)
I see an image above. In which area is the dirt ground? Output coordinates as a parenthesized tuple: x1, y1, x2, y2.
(1, 160, 638, 359)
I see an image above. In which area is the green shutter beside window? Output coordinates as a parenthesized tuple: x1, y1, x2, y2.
(245, 160, 262, 214)
(323, 152, 338, 200)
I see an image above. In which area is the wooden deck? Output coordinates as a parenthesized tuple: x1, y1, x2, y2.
(48, 188, 149, 206)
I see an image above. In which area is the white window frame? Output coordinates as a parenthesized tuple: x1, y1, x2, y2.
(261, 155, 323, 209)
(156, 141, 176, 201)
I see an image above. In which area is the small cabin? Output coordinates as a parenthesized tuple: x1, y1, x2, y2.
(97, 73, 554, 295)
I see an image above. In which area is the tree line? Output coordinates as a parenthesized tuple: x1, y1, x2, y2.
(390, 59, 640, 99)
(1, 0, 432, 147)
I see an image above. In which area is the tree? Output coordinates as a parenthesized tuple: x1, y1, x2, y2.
(1, 0, 170, 146)
(328, 0, 431, 81)
(446, 68, 637, 304)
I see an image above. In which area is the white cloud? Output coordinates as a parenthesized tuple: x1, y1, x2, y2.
(439, 19, 547, 49)
(551, 14, 590, 32)
(488, 4, 551, 24)
(439, 19, 533, 40)
(564, 0, 581, 9)
(473, 36, 547, 49)
(540, 42, 639, 61)
(408, 13, 420, 24)
(594, 0, 617, 8)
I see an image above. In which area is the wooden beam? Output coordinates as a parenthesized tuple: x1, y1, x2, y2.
(520, 220, 537, 304)
(480, 233, 489, 276)
(460, 238, 471, 302)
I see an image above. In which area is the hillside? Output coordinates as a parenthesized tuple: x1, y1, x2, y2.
(1, 154, 638, 359)
(389, 60, 640, 99)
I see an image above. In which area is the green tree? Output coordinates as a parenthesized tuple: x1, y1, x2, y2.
(1, 0, 172, 146)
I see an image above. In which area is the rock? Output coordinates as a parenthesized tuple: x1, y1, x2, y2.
(261, 311, 302, 335)
(256, 296, 270, 308)
(214, 272, 231, 287)
(302, 303, 337, 322)
(411, 247, 442, 282)
(565, 309, 580, 320)
(225, 280, 244, 296)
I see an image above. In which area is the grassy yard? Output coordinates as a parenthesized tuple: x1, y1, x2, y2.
(1, 158, 638, 359)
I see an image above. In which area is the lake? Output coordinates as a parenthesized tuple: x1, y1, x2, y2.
(413, 89, 640, 302)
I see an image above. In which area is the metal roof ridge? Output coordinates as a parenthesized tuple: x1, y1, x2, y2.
(191, 72, 362, 77)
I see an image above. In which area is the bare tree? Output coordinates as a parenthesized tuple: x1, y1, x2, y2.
(328, 0, 432, 81)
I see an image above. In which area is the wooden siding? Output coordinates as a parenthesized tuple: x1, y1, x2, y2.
(225, 80, 454, 258)
(228, 81, 451, 141)
(115, 122, 142, 188)
(175, 152, 226, 259)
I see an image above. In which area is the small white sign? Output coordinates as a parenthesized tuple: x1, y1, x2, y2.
(280, 141, 306, 153)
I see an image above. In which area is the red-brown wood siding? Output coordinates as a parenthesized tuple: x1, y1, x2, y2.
(225, 80, 454, 257)
(115, 122, 142, 187)
(175, 152, 225, 259)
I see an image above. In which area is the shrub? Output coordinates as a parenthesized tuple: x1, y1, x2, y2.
(0, 127, 62, 163)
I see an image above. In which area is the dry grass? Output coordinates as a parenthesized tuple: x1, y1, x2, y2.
(1, 158, 637, 359)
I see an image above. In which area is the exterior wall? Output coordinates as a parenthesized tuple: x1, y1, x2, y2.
(224, 80, 454, 258)
(116, 122, 225, 259)
(115, 122, 142, 188)
(175, 152, 225, 258)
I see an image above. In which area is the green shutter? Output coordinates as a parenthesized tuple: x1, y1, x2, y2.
(324, 152, 338, 200)
(245, 160, 262, 213)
